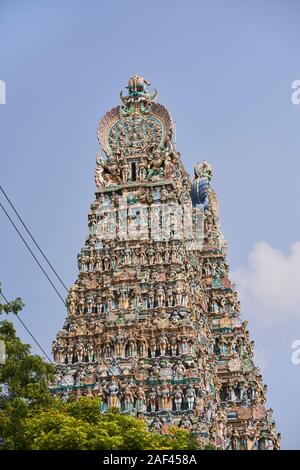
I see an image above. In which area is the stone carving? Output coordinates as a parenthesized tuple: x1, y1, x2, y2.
(106, 380, 120, 408)
(174, 386, 183, 412)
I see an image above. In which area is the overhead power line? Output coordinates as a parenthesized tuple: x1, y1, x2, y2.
(0, 186, 68, 292)
(0, 289, 54, 365)
(0, 289, 70, 386)
(0, 200, 66, 306)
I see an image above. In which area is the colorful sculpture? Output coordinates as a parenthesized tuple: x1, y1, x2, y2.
(50, 76, 280, 450)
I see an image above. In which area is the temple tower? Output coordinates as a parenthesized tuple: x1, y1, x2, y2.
(51, 76, 280, 450)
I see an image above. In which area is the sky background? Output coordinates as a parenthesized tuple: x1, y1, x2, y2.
(1, 0, 300, 449)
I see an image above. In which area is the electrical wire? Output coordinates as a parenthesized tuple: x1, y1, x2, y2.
(0, 201, 66, 306)
(0, 289, 69, 386)
(0, 185, 69, 292)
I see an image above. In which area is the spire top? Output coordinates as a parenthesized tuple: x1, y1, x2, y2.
(127, 75, 151, 96)
(120, 75, 158, 108)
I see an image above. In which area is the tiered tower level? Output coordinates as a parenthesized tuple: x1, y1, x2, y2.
(51, 76, 280, 450)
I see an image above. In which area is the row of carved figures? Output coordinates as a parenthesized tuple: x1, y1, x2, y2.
(223, 423, 280, 450)
(218, 379, 267, 405)
(149, 415, 280, 450)
(92, 183, 183, 209)
(212, 336, 254, 357)
(87, 204, 191, 229)
(52, 334, 196, 364)
(95, 151, 179, 187)
(214, 424, 280, 450)
(65, 281, 242, 318)
(66, 285, 190, 316)
(77, 243, 187, 271)
(56, 377, 209, 415)
(209, 296, 240, 314)
(100, 382, 204, 414)
(202, 259, 228, 277)
(148, 413, 279, 450)
(54, 330, 255, 366)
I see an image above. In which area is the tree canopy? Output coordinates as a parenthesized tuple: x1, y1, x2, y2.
(0, 291, 55, 449)
(24, 399, 200, 450)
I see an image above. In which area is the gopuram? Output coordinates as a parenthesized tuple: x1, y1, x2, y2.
(50, 76, 280, 450)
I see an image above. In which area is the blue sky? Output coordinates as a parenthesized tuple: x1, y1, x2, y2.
(1, 0, 300, 449)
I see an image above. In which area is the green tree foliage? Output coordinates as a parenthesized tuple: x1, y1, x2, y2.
(24, 399, 201, 450)
(0, 289, 55, 449)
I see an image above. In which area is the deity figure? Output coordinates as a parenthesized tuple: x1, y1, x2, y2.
(121, 159, 130, 183)
(158, 332, 168, 356)
(195, 395, 204, 418)
(103, 253, 111, 271)
(138, 333, 148, 357)
(148, 335, 157, 358)
(231, 427, 241, 450)
(159, 384, 172, 411)
(147, 150, 165, 180)
(156, 285, 165, 308)
(132, 287, 142, 309)
(78, 295, 85, 315)
(175, 286, 183, 306)
(67, 290, 77, 316)
(155, 245, 163, 264)
(170, 336, 178, 356)
(219, 339, 228, 356)
(106, 380, 120, 408)
(173, 361, 185, 381)
(96, 296, 103, 314)
(122, 385, 134, 412)
(137, 159, 147, 181)
(76, 340, 85, 363)
(185, 384, 196, 410)
(164, 155, 176, 179)
(125, 335, 136, 357)
(148, 387, 157, 412)
(95, 253, 101, 271)
(139, 247, 147, 265)
(103, 339, 112, 358)
(119, 288, 129, 309)
(179, 337, 190, 355)
(135, 386, 146, 413)
(86, 296, 93, 315)
(228, 384, 237, 402)
(147, 246, 155, 265)
(52, 341, 62, 363)
(166, 288, 173, 308)
(115, 331, 125, 357)
(173, 386, 183, 412)
(148, 288, 155, 309)
(86, 342, 94, 363)
(66, 343, 74, 364)
(124, 245, 132, 265)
